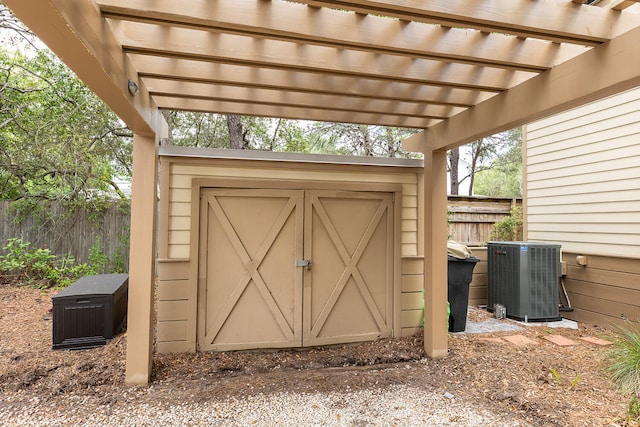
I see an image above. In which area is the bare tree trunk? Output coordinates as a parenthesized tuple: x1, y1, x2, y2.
(160, 110, 174, 146)
(226, 114, 244, 149)
(469, 150, 479, 196)
(449, 147, 460, 195)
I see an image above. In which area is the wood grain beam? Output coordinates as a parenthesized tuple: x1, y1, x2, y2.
(97, 0, 587, 72)
(403, 23, 640, 152)
(153, 96, 439, 128)
(4, 0, 165, 136)
(611, 0, 640, 10)
(143, 78, 463, 119)
(291, 0, 640, 44)
(129, 55, 492, 107)
(109, 20, 534, 92)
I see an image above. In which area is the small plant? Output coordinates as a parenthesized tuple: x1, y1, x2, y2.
(570, 374, 581, 390)
(548, 367, 581, 390)
(628, 395, 640, 422)
(606, 321, 640, 421)
(490, 205, 523, 241)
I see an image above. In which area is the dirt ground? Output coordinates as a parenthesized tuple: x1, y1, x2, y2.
(0, 282, 634, 426)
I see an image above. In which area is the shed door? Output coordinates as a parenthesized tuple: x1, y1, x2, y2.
(198, 188, 393, 351)
(198, 189, 304, 351)
(303, 191, 394, 346)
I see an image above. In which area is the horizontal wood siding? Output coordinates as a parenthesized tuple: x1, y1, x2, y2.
(400, 257, 424, 337)
(165, 159, 420, 259)
(156, 260, 193, 353)
(468, 247, 488, 307)
(525, 87, 640, 258)
(562, 252, 640, 327)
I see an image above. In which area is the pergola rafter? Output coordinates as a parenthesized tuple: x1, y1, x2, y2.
(97, 0, 588, 72)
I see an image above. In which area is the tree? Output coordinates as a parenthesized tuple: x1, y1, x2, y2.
(0, 47, 132, 204)
(305, 122, 417, 157)
(448, 147, 460, 195)
(474, 128, 523, 198)
(226, 114, 245, 149)
(448, 128, 522, 196)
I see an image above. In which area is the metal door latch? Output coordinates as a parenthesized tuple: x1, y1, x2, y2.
(295, 259, 312, 271)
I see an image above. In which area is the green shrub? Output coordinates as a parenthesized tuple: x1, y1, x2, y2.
(0, 238, 91, 288)
(490, 205, 523, 241)
(87, 236, 109, 275)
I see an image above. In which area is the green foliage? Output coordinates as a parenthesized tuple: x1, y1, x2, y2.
(606, 322, 640, 423)
(87, 236, 108, 275)
(607, 322, 640, 395)
(548, 367, 581, 390)
(549, 367, 562, 385)
(490, 205, 523, 241)
(474, 165, 523, 198)
(0, 42, 132, 205)
(628, 396, 640, 422)
(470, 128, 522, 198)
(0, 237, 118, 288)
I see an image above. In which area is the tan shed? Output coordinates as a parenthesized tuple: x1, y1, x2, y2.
(156, 147, 426, 354)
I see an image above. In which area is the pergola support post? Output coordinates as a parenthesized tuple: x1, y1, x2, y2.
(422, 148, 449, 358)
(125, 132, 159, 385)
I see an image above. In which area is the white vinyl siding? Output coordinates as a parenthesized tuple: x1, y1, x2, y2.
(525, 87, 640, 258)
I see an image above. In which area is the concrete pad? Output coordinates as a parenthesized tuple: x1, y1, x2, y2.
(462, 318, 524, 334)
(502, 335, 537, 346)
(542, 335, 576, 346)
(579, 336, 613, 346)
(515, 318, 579, 330)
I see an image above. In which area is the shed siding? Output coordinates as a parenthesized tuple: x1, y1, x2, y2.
(156, 155, 423, 352)
(167, 162, 420, 258)
(525, 87, 640, 258)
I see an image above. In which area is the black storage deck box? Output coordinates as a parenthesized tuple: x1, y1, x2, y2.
(52, 273, 128, 350)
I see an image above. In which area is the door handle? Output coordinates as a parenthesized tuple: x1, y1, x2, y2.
(295, 259, 312, 271)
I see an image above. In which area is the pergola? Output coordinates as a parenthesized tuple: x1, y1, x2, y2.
(6, 0, 640, 385)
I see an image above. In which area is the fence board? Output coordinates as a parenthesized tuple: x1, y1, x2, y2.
(0, 201, 130, 271)
(448, 196, 522, 246)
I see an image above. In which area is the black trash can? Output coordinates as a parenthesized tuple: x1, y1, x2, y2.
(447, 255, 480, 332)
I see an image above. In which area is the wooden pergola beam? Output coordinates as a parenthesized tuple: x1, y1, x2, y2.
(144, 78, 462, 120)
(129, 55, 492, 107)
(403, 23, 640, 152)
(109, 20, 532, 92)
(291, 0, 640, 44)
(153, 96, 440, 129)
(97, 0, 587, 72)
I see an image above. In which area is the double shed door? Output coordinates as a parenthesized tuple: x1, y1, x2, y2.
(198, 188, 395, 351)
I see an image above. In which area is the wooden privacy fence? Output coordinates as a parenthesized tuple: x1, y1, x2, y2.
(448, 195, 522, 246)
(0, 201, 130, 271)
(0, 195, 519, 272)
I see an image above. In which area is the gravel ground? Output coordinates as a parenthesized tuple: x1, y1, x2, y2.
(0, 383, 530, 426)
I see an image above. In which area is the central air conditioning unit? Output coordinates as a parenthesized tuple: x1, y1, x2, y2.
(488, 241, 562, 322)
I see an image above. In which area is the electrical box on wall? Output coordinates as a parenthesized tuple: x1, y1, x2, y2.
(488, 242, 562, 322)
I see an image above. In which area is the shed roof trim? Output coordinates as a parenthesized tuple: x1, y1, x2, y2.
(159, 146, 424, 168)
